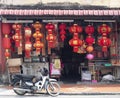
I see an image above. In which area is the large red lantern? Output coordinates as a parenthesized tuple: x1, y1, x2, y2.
(85, 25, 94, 35)
(2, 23, 11, 59)
(69, 36, 83, 52)
(98, 24, 111, 36)
(98, 37, 111, 52)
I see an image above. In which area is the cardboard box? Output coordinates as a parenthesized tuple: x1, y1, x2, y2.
(7, 58, 23, 66)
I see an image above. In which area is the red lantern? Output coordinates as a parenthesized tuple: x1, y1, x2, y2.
(32, 21, 42, 31)
(33, 31, 43, 41)
(85, 25, 94, 35)
(59, 23, 66, 41)
(46, 33, 56, 48)
(2, 23, 11, 35)
(24, 27, 32, 39)
(86, 46, 94, 53)
(85, 36, 94, 45)
(69, 36, 83, 52)
(33, 41, 44, 52)
(4, 50, 10, 59)
(25, 41, 32, 58)
(3, 37, 11, 49)
(45, 23, 55, 30)
(69, 24, 83, 34)
(98, 37, 111, 52)
(98, 24, 111, 36)
(12, 33, 21, 47)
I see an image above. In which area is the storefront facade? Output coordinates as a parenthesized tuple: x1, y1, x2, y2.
(0, 1, 120, 83)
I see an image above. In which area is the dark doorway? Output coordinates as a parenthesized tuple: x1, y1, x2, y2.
(60, 30, 87, 83)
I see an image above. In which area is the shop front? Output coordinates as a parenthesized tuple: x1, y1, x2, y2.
(0, 3, 120, 83)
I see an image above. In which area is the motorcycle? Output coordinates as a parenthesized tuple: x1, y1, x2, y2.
(11, 67, 60, 96)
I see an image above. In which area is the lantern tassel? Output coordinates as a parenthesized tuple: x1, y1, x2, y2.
(73, 46, 78, 52)
(102, 46, 108, 52)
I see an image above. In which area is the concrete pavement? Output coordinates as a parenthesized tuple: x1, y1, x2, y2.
(0, 83, 120, 95)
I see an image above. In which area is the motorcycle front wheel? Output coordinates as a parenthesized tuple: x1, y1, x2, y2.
(46, 82, 60, 96)
(13, 81, 26, 95)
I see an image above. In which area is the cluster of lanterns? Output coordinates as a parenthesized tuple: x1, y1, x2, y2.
(59, 23, 66, 42)
(2, 22, 112, 59)
(85, 25, 95, 60)
(24, 27, 32, 58)
(98, 24, 111, 52)
(32, 21, 44, 54)
(46, 23, 56, 48)
(69, 24, 83, 52)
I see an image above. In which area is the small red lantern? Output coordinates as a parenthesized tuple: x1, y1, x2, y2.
(33, 41, 44, 52)
(98, 37, 111, 52)
(32, 21, 42, 31)
(85, 25, 94, 35)
(4, 50, 10, 59)
(69, 24, 82, 34)
(69, 36, 83, 52)
(98, 24, 111, 36)
(25, 41, 32, 58)
(86, 46, 94, 53)
(24, 27, 32, 38)
(85, 36, 94, 45)
(45, 23, 55, 30)
(33, 31, 43, 41)
(46, 33, 56, 48)
(59, 23, 66, 41)
(12, 33, 22, 47)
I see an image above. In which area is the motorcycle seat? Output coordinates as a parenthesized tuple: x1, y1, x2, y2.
(15, 74, 35, 80)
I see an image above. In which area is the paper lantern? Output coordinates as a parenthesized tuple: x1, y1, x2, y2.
(86, 46, 94, 53)
(33, 41, 44, 52)
(69, 36, 83, 52)
(98, 37, 111, 52)
(86, 54, 94, 60)
(98, 24, 111, 36)
(85, 36, 94, 45)
(69, 24, 82, 34)
(32, 21, 42, 31)
(85, 25, 94, 35)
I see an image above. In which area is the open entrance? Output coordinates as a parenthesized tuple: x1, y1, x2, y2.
(59, 25, 87, 83)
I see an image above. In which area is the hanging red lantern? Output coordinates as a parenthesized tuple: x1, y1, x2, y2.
(98, 36, 111, 52)
(33, 41, 44, 52)
(98, 24, 111, 36)
(12, 23, 22, 47)
(2, 23, 11, 35)
(69, 36, 83, 52)
(33, 31, 43, 41)
(4, 50, 10, 59)
(2, 23, 11, 59)
(46, 23, 56, 48)
(85, 36, 94, 45)
(59, 23, 66, 41)
(24, 27, 32, 39)
(69, 24, 83, 34)
(85, 25, 94, 35)
(45, 23, 55, 30)
(46, 33, 56, 48)
(86, 45, 94, 53)
(25, 41, 32, 58)
(32, 21, 42, 31)
(12, 33, 22, 47)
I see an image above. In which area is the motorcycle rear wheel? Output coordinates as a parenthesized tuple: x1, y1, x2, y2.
(46, 82, 60, 96)
(13, 81, 26, 95)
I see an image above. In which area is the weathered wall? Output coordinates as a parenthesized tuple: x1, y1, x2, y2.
(0, 0, 120, 8)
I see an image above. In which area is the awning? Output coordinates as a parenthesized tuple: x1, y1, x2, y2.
(0, 9, 120, 16)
